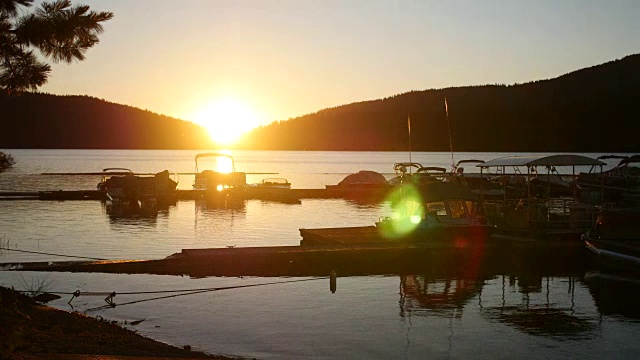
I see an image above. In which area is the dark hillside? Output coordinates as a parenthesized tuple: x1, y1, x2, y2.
(1, 54, 638, 151)
(241, 54, 640, 152)
(0, 94, 212, 149)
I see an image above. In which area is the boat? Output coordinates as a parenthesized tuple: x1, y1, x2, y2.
(583, 208, 640, 274)
(193, 152, 246, 205)
(388, 162, 447, 186)
(246, 177, 300, 204)
(249, 177, 291, 189)
(96, 168, 135, 192)
(376, 181, 495, 244)
(477, 154, 605, 244)
(98, 168, 178, 206)
(449, 159, 505, 199)
(577, 154, 640, 207)
(322, 170, 391, 203)
(300, 180, 495, 247)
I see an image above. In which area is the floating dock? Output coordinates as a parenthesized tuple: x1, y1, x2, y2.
(0, 187, 390, 202)
(1, 225, 589, 278)
(1, 242, 500, 278)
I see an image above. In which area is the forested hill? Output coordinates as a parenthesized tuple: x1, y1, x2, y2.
(241, 54, 640, 152)
(1, 54, 638, 151)
(0, 94, 211, 149)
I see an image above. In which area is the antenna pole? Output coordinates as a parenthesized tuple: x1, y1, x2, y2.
(445, 97, 454, 171)
(408, 113, 412, 168)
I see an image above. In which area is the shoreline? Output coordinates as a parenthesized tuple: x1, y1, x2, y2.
(0, 286, 245, 359)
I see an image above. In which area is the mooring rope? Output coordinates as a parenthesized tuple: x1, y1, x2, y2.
(83, 277, 329, 312)
(0, 246, 108, 260)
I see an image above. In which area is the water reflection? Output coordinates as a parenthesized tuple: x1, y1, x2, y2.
(399, 275, 483, 316)
(481, 275, 598, 339)
(195, 196, 246, 212)
(194, 199, 247, 236)
(101, 200, 172, 227)
(584, 271, 640, 320)
(397, 272, 602, 340)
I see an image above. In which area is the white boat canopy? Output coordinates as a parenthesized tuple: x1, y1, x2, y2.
(194, 152, 236, 173)
(478, 155, 605, 168)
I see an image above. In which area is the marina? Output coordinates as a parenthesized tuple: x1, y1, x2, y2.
(1, 149, 639, 359)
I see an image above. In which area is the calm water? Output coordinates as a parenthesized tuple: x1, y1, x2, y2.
(0, 150, 638, 359)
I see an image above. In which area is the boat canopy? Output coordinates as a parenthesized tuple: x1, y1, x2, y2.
(194, 152, 236, 172)
(479, 155, 605, 168)
(195, 152, 234, 162)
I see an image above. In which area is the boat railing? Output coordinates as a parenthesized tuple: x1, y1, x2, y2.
(483, 197, 600, 232)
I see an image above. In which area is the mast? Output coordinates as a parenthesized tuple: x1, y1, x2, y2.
(408, 113, 412, 169)
(445, 97, 454, 171)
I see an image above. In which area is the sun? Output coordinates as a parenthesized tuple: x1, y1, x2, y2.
(192, 98, 261, 145)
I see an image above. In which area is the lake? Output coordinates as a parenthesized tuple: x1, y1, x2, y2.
(1, 149, 638, 359)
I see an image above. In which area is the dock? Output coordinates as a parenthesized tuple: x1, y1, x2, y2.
(0, 187, 390, 202)
(1, 223, 589, 278)
(1, 241, 503, 278)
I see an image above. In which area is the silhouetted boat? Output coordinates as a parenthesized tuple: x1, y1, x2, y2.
(478, 154, 605, 244)
(583, 208, 640, 274)
(376, 181, 495, 244)
(388, 162, 446, 186)
(193, 152, 246, 206)
(98, 168, 178, 206)
(249, 177, 291, 189)
(577, 154, 640, 207)
(326, 170, 389, 190)
(324, 170, 391, 202)
(449, 159, 505, 199)
(246, 177, 300, 204)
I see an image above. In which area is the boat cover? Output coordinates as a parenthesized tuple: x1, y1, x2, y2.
(337, 170, 388, 186)
(480, 155, 605, 168)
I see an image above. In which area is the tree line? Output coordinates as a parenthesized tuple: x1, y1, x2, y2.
(239, 54, 639, 153)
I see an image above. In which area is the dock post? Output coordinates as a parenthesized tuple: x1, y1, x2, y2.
(330, 270, 337, 293)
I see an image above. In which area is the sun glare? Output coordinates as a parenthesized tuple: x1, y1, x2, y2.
(193, 98, 261, 145)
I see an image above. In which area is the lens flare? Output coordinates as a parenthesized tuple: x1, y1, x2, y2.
(380, 184, 424, 239)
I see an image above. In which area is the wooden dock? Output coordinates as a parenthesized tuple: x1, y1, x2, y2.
(300, 226, 385, 246)
(0, 190, 105, 201)
(0, 242, 501, 278)
(0, 187, 391, 202)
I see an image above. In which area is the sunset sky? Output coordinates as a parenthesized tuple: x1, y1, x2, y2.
(38, 0, 639, 140)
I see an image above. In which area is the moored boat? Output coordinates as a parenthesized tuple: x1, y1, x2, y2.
(583, 208, 640, 274)
(388, 162, 445, 186)
(577, 154, 640, 207)
(478, 154, 605, 244)
(250, 177, 291, 189)
(325, 170, 391, 202)
(300, 180, 494, 247)
(193, 152, 246, 206)
(376, 181, 495, 244)
(246, 177, 300, 204)
(99, 168, 178, 206)
(449, 159, 505, 199)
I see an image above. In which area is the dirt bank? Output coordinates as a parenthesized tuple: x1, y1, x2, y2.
(0, 286, 243, 359)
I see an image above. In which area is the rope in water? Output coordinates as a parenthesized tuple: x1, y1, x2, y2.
(13, 277, 330, 310)
(15, 277, 327, 297)
(0, 246, 108, 260)
(83, 277, 329, 312)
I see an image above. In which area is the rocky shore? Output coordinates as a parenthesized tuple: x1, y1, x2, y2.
(0, 286, 242, 359)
